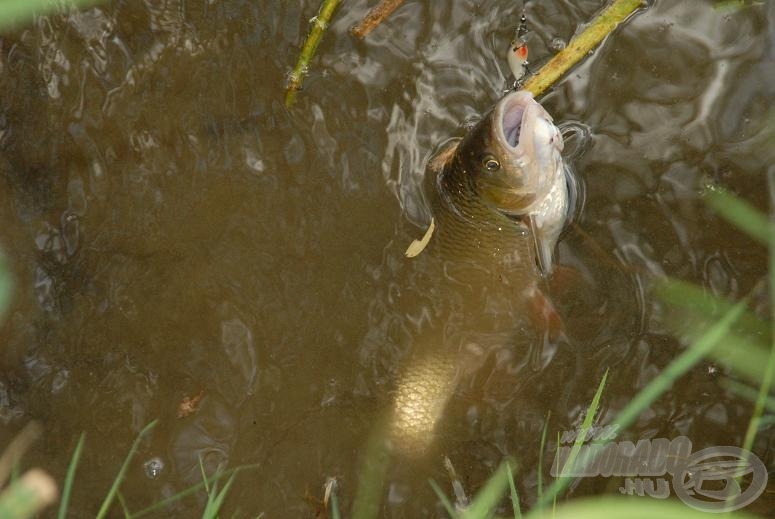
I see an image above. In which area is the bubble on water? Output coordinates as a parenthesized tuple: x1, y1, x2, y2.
(550, 37, 566, 52)
(245, 148, 265, 173)
(699, 182, 720, 196)
(461, 116, 479, 132)
(285, 70, 300, 87)
(320, 377, 339, 407)
(51, 369, 70, 394)
(144, 457, 165, 479)
(34, 266, 56, 313)
(466, 405, 480, 426)
(61, 213, 79, 257)
(387, 482, 410, 506)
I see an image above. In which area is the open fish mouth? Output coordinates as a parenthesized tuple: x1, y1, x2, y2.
(498, 92, 532, 149)
(481, 91, 565, 216)
(493, 90, 563, 172)
(500, 96, 527, 148)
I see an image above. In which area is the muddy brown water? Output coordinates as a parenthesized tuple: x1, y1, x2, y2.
(0, 0, 773, 517)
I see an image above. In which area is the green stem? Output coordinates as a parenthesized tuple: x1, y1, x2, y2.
(285, 0, 343, 108)
(524, 0, 645, 98)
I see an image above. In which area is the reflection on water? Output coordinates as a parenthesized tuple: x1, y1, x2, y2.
(0, 0, 773, 516)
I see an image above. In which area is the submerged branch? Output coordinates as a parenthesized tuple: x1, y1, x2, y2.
(524, 0, 645, 97)
(351, 0, 406, 39)
(285, 0, 343, 108)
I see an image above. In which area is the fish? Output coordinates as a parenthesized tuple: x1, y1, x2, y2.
(424, 90, 568, 274)
(389, 90, 570, 454)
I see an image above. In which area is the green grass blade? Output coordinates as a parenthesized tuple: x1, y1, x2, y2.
(429, 479, 459, 518)
(198, 454, 212, 495)
(460, 461, 513, 519)
(0, 250, 12, 321)
(537, 370, 608, 509)
(202, 471, 236, 519)
(655, 278, 769, 338)
(703, 332, 771, 384)
(759, 414, 775, 426)
(741, 169, 775, 453)
(614, 294, 751, 432)
(533, 289, 753, 511)
(505, 461, 522, 519)
(705, 187, 770, 245)
(116, 491, 131, 518)
(536, 411, 550, 500)
(130, 464, 259, 518)
(131, 480, 211, 517)
(329, 482, 341, 519)
(351, 415, 392, 519)
(720, 377, 775, 413)
(552, 432, 559, 515)
(655, 277, 771, 384)
(57, 432, 85, 519)
(0, 0, 106, 32)
(96, 420, 158, 519)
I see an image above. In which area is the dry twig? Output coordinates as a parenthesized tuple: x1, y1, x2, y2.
(351, 0, 406, 39)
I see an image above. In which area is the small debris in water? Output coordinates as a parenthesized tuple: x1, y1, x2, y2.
(550, 37, 567, 52)
(51, 369, 70, 394)
(323, 477, 338, 509)
(443, 456, 469, 510)
(144, 457, 165, 479)
(177, 389, 205, 418)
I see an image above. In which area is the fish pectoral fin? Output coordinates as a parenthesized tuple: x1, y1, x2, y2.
(525, 286, 565, 343)
(527, 215, 555, 277)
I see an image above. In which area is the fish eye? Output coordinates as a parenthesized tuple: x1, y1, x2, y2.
(483, 156, 500, 172)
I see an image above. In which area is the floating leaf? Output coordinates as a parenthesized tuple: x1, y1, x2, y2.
(405, 218, 435, 258)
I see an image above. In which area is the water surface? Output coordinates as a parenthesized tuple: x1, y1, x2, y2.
(0, 0, 773, 516)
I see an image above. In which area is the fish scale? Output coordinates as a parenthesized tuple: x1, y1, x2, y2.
(426, 141, 539, 284)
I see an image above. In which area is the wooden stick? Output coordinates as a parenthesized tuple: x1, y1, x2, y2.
(285, 0, 343, 108)
(351, 0, 406, 39)
(524, 0, 645, 97)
